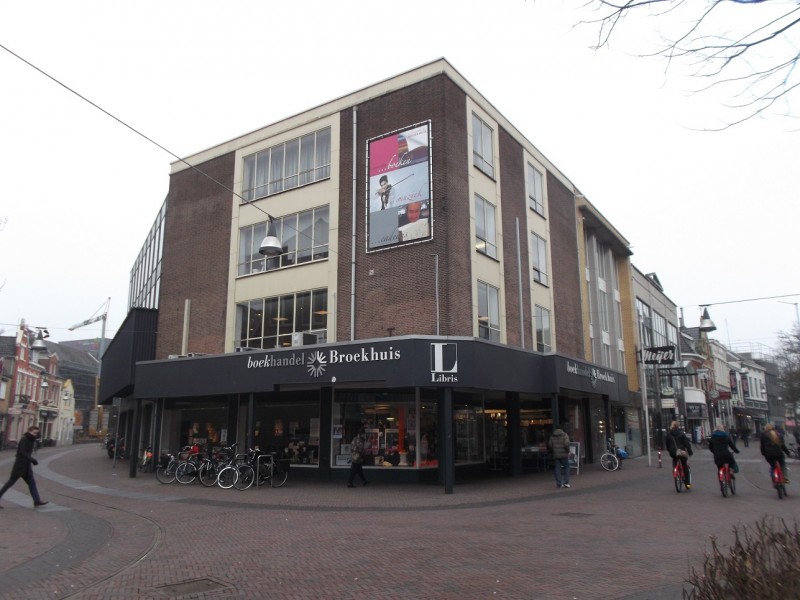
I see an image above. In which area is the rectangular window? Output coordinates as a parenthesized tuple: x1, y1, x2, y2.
(652, 311, 667, 347)
(474, 194, 497, 259)
(478, 281, 500, 342)
(526, 163, 544, 216)
(238, 206, 329, 276)
(242, 127, 331, 202)
(598, 289, 610, 333)
(235, 288, 327, 349)
(535, 305, 552, 353)
(531, 233, 549, 286)
(472, 114, 494, 178)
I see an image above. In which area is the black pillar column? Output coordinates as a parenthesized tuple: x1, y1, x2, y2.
(128, 399, 141, 479)
(442, 387, 454, 494)
(246, 393, 255, 451)
(507, 392, 522, 476)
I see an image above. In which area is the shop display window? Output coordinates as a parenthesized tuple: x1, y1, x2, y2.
(453, 393, 484, 464)
(254, 400, 320, 467)
(333, 392, 437, 469)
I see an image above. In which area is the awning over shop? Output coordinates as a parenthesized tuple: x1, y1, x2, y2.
(733, 406, 768, 420)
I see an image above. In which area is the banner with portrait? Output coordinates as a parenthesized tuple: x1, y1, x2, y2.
(366, 122, 432, 251)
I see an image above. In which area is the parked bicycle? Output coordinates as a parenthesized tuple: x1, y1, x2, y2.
(233, 447, 289, 490)
(718, 462, 736, 497)
(215, 443, 242, 489)
(156, 451, 182, 484)
(198, 445, 236, 487)
(600, 438, 626, 472)
(138, 445, 154, 473)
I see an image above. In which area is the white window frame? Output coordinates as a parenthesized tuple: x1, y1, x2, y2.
(472, 114, 495, 178)
(478, 281, 501, 342)
(526, 163, 544, 216)
(535, 305, 552, 353)
(531, 233, 549, 286)
(475, 194, 498, 259)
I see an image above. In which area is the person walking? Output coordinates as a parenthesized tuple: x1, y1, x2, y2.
(740, 428, 750, 448)
(347, 429, 369, 488)
(665, 421, 693, 489)
(0, 425, 49, 508)
(548, 422, 571, 489)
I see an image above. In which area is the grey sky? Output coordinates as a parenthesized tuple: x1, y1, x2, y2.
(1, 0, 797, 351)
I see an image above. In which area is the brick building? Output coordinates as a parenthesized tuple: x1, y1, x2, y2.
(101, 59, 639, 487)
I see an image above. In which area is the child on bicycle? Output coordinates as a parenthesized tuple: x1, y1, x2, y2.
(666, 421, 693, 488)
(760, 423, 791, 483)
(708, 424, 740, 475)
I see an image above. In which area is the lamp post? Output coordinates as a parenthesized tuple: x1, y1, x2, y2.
(637, 310, 653, 467)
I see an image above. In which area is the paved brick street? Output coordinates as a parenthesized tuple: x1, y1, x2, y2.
(0, 443, 797, 600)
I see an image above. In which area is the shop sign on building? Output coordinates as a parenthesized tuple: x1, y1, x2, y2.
(643, 345, 676, 365)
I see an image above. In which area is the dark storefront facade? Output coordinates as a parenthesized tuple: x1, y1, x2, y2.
(106, 336, 627, 489)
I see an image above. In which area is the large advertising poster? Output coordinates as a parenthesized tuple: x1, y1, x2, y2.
(367, 122, 432, 251)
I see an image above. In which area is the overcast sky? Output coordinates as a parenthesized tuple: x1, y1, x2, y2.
(1, 0, 798, 354)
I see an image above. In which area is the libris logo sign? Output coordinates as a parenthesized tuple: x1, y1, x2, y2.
(430, 343, 458, 383)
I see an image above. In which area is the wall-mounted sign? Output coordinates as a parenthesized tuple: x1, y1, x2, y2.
(643, 345, 676, 365)
(366, 121, 432, 251)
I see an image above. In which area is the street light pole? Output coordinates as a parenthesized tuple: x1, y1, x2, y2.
(638, 310, 652, 467)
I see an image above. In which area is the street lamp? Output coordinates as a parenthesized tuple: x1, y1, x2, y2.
(258, 214, 283, 256)
(699, 307, 717, 333)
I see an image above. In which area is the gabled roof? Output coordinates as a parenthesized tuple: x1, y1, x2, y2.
(44, 340, 99, 370)
(0, 336, 16, 357)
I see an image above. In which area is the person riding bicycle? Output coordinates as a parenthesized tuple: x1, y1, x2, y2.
(708, 424, 740, 476)
(665, 421, 693, 489)
(760, 423, 791, 484)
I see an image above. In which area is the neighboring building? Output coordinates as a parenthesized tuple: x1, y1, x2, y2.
(101, 59, 639, 485)
(631, 269, 691, 452)
(45, 340, 102, 437)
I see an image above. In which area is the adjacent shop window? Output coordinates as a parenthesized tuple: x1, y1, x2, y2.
(235, 288, 328, 349)
(474, 194, 497, 259)
(238, 205, 329, 276)
(472, 114, 494, 178)
(526, 163, 544, 216)
(454, 393, 485, 464)
(242, 127, 331, 201)
(535, 305, 551, 352)
(478, 281, 500, 342)
(332, 392, 435, 469)
(530, 233, 549, 286)
(253, 399, 320, 467)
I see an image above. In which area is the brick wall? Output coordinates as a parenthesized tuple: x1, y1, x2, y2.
(336, 74, 473, 341)
(156, 152, 235, 358)
(547, 172, 584, 358)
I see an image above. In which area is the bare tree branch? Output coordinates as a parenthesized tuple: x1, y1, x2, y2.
(581, 0, 800, 127)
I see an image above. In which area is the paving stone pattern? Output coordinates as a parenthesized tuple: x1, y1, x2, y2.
(0, 443, 796, 599)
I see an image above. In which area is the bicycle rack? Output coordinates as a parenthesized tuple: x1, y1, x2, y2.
(255, 452, 278, 489)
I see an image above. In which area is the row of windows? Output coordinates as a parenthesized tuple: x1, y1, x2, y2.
(472, 114, 546, 218)
(242, 127, 332, 202)
(239, 206, 329, 276)
(235, 288, 328, 350)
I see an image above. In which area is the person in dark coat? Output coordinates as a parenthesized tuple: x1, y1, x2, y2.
(708, 424, 740, 474)
(347, 429, 369, 488)
(665, 421, 693, 488)
(760, 423, 791, 483)
(0, 425, 48, 508)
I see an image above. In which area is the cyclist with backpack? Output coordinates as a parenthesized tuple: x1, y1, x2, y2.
(708, 424, 740, 476)
(761, 423, 791, 484)
(666, 421, 693, 489)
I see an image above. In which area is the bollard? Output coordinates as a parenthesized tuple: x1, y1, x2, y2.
(657, 449, 662, 468)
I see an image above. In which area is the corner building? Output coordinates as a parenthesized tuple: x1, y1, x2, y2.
(102, 59, 636, 488)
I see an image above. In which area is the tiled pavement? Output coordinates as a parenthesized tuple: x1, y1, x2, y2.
(0, 442, 797, 599)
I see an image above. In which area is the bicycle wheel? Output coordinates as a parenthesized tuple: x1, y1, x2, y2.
(720, 477, 728, 497)
(674, 469, 683, 493)
(156, 464, 176, 484)
(729, 473, 736, 495)
(270, 460, 288, 488)
(199, 462, 218, 487)
(176, 461, 198, 484)
(234, 465, 255, 490)
(777, 483, 785, 499)
(217, 466, 238, 489)
(600, 453, 618, 472)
